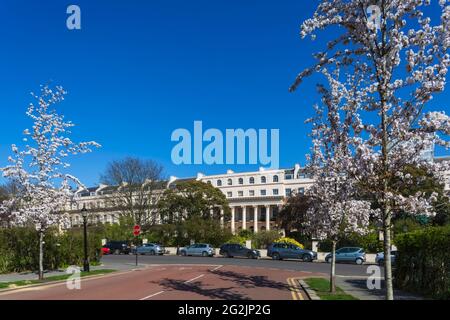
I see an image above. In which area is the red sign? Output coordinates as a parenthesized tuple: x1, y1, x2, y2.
(133, 225, 141, 236)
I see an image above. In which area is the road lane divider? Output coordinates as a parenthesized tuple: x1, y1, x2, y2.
(140, 291, 165, 300)
(184, 274, 205, 284)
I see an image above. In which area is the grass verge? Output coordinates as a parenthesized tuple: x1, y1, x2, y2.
(0, 269, 116, 289)
(304, 277, 358, 300)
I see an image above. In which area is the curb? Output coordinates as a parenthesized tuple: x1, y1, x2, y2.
(299, 279, 321, 300)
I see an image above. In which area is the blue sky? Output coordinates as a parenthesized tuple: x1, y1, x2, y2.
(0, 0, 448, 187)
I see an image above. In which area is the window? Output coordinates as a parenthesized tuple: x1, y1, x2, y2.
(227, 178, 233, 186)
(249, 190, 255, 196)
(260, 190, 267, 196)
(207, 180, 212, 184)
(217, 180, 222, 186)
(298, 187, 305, 195)
(273, 189, 279, 195)
(238, 191, 244, 197)
(285, 174, 293, 180)
(249, 177, 255, 184)
(227, 192, 232, 198)
(286, 188, 292, 197)
(238, 178, 244, 185)
(261, 176, 266, 183)
(273, 175, 279, 182)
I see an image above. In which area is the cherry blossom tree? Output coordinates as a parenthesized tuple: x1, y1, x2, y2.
(291, 0, 450, 299)
(304, 69, 375, 293)
(0, 85, 100, 279)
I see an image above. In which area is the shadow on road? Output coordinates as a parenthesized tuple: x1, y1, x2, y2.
(154, 278, 248, 300)
(150, 269, 292, 300)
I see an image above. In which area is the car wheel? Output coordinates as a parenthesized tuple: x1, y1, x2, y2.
(355, 258, 364, 265)
(181, 251, 187, 256)
(225, 251, 232, 258)
(202, 251, 208, 257)
(150, 250, 156, 256)
(246, 252, 255, 259)
(302, 254, 312, 262)
(272, 253, 281, 261)
(114, 249, 120, 255)
(326, 257, 332, 263)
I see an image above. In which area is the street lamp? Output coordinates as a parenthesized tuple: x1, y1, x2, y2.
(81, 204, 90, 272)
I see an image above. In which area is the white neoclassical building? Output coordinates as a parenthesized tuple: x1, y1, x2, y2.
(168, 164, 314, 234)
(67, 159, 449, 234)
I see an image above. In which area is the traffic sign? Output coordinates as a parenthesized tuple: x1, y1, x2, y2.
(133, 225, 141, 236)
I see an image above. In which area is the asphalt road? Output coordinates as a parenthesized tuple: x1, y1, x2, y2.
(102, 254, 373, 278)
(0, 264, 315, 300)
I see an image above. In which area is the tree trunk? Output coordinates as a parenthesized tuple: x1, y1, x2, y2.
(383, 210, 394, 300)
(380, 91, 394, 300)
(330, 240, 336, 293)
(38, 230, 44, 280)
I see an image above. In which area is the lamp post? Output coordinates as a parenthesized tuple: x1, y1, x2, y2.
(81, 204, 90, 272)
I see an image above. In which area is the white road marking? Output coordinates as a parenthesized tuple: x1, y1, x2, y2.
(140, 291, 165, 300)
(184, 274, 205, 283)
(210, 265, 223, 272)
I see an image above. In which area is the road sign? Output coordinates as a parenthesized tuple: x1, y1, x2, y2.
(133, 225, 141, 237)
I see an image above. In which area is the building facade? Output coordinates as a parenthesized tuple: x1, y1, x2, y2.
(67, 159, 450, 233)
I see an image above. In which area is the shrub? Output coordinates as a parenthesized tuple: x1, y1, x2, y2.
(0, 227, 102, 274)
(275, 237, 304, 249)
(252, 230, 283, 249)
(394, 225, 450, 299)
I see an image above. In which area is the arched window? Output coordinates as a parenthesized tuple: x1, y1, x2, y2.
(261, 176, 266, 183)
(238, 178, 244, 185)
(249, 177, 255, 184)
(217, 180, 222, 186)
(227, 178, 233, 186)
(273, 175, 279, 183)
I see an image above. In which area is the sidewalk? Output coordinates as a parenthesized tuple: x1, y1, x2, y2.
(335, 276, 425, 300)
(0, 261, 142, 283)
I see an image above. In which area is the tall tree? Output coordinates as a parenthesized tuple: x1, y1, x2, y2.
(0, 85, 100, 279)
(157, 180, 230, 245)
(304, 69, 374, 293)
(290, 0, 450, 300)
(277, 194, 311, 234)
(100, 157, 164, 226)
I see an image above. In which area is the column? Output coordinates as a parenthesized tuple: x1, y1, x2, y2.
(242, 206, 247, 230)
(265, 205, 271, 231)
(231, 206, 236, 235)
(253, 206, 258, 233)
(220, 208, 224, 229)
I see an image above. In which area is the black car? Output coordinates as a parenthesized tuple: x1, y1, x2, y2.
(104, 241, 131, 255)
(219, 243, 260, 259)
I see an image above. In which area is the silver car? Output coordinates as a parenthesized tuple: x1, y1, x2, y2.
(325, 247, 366, 265)
(180, 244, 215, 257)
(375, 251, 397, 266)
(136, 243, 165, 255)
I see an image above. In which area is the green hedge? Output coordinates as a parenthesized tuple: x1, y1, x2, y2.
(0, 227, 102, 274)
(394, 225, 450, 300)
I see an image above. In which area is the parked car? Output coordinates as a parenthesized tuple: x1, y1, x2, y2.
(267, 243, 317, 262)
(135, 243, 165, 256)
(104, 241, 131, 255)
(219, 243, 260, 259)
(325, 247, 366, 265)
(180, 244, 215, 257)
(375, 250, 397, 266)
(101, 246, 111, 255)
